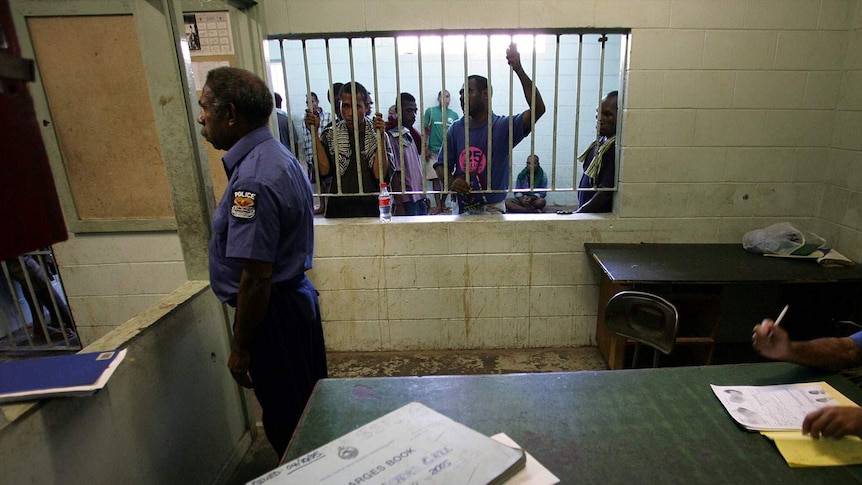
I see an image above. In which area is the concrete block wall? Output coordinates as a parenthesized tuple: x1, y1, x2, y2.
(41, 0, 862, 351)
(817, 4, 862, 260)
(266, 0, 862, 350)
(52, 232, 187, 344)
(0, 282, 248, 484)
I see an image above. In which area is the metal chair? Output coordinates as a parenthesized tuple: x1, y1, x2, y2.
(605, 291, 679, 368)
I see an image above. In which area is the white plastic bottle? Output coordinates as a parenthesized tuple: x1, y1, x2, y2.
(378, 183, 392, 222)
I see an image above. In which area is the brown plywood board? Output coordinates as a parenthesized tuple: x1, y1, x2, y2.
(28, 15, 174, 220)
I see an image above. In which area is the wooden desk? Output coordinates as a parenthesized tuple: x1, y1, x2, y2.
(284, 364, 862, 483)
(585, 243, 862, 370)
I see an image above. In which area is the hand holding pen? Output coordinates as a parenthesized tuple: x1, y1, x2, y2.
(752, 305, 791, 361)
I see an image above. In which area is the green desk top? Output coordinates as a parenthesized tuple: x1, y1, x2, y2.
(285, 363, 862, 483)
(585, 243, 862, 284)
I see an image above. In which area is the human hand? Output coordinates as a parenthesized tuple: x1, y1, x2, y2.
(228, 345, 254, 388)
(803, 406, 862, 439)
(373, 112, 385, 132)
(751, 319, 792, 361)
(304, 109, 319, 130)
(506, 43, 522, 72)
(451, 177, 470, 195)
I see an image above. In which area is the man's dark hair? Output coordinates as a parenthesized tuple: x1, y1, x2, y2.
(310, 92, 319, 102)
(339, 81, 369, 102)
(398, 92, 416, 105)
(328, 83, 344, 104)
(205, 67, 272, 126)
(274, 92, 283, 109)
(468, 75, 489, 93)
(606, 91, 618, 100)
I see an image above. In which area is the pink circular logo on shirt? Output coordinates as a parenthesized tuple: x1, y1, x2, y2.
(459, 147, 486, 173)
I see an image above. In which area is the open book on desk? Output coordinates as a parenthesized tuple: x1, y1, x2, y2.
(711, 382, 862, 467)
(250, 402, 526, 484)
(0, 349, 127, 404)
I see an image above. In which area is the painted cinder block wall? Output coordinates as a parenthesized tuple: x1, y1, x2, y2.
(53, 0, 862, 350)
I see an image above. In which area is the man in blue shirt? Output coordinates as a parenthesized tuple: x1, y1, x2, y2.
(753, 318, 862, 439)
(435, 43, 545, 214)
(198, 67, 327, 456)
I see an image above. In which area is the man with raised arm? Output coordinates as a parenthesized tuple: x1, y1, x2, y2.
(434, 43, 545, 214)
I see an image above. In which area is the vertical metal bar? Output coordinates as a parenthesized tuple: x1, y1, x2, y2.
(592, 34, 609, 189)
(439, 36, 449, 201)
(573, 34, 584, 189)
(17, 256, 52, 346)
(528, 35, 538, 191)
(347, 38, 363, 195)
(0, 261, 31, 347)
(278, 39, 299, 155)
(417, 36, 427, 197)
(507, 35, 514, 196)
(485, 35, 493, 198)
(324, 38, 342, 196)
(35, 254, 71, 346)
(302, 39, 323, 194)
(394, 36, 406, 198)
(462, 35, 470, 186)
(551, 34, 561, 191)
(371, 37, 385, 189)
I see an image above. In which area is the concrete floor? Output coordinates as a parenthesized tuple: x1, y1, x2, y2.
(225, 346, 607, 484)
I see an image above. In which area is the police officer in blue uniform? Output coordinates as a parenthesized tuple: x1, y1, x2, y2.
(198, 67, 327, 457)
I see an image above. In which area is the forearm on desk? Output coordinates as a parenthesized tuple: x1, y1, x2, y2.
(788, 337, 862, 371)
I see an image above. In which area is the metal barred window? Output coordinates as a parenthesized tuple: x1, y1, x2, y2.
(0, 248, 79, 354)
(266, 29, 630, 212)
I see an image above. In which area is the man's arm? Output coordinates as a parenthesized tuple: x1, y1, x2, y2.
(576, 191, 612, 213)
(753, 320, 862, 371)
(229, 259, 273, 388)
(506, 43, 546, 124)
(370, 113, 390, 181)
(305, 109, 330, 176)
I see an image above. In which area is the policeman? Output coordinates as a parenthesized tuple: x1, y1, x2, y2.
(198, 67, 327, 456)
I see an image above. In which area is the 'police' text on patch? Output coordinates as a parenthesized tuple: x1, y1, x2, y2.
(231, 190, 257, 220)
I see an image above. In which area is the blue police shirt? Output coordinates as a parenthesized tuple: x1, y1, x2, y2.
(209, 125, 315, 305)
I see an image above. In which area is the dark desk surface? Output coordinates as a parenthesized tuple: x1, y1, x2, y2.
(585, 243, 862, 284)
(285, 363, 862, 483)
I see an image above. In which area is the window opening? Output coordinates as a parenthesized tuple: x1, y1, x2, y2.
(265, 29, 629, 213)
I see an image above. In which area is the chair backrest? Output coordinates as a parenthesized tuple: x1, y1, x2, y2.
(605, 291, 679, 356)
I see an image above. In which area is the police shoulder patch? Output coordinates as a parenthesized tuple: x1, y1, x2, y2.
(231, 189, 257, 220)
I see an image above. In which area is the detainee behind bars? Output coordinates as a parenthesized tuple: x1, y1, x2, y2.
(305, 82, 391, 218)
(434, 43, 546, 214)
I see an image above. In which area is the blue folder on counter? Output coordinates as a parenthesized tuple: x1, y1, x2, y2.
(0, 349, 127, 404)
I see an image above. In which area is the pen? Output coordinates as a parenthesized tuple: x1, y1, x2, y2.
(774, 305, 790, 327)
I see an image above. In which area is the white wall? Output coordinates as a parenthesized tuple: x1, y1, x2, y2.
(261, 0, 862, 350)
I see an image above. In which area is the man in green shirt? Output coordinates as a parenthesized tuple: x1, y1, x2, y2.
(422, 90, 458, 214)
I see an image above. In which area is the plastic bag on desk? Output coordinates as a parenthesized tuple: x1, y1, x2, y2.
(742, 222, 826, 256)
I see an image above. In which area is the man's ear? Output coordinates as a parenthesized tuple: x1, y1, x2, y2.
(226, 103, 239, 126)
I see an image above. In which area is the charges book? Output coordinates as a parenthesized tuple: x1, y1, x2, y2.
(249, 401, 526, 484)
(0, 349, 127, 404)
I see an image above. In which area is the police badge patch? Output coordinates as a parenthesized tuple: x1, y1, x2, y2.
(231, 190, 257, 220)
